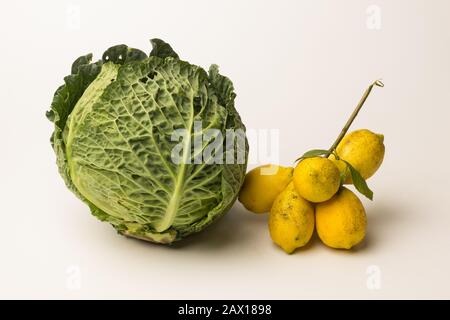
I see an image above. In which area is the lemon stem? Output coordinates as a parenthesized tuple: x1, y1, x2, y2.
(325, 80, 384, 158)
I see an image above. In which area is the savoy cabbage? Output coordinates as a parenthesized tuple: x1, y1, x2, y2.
(47, 39, 248, 244)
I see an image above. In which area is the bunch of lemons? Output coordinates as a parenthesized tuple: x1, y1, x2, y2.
(238, 81, 385, 254)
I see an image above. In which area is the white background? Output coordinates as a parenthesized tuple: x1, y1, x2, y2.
(1, 0, 450, 299)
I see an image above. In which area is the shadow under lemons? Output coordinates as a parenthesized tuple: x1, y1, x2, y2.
(120, 200, 404, 254)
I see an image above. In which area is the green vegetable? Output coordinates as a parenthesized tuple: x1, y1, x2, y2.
(47, 39, 248, 244)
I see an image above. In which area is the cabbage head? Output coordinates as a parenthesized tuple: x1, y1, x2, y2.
(46, 39, 248, 244)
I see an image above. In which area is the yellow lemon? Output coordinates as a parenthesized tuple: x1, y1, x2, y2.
(268, 182, 315, 254)
(239, 164, 294, 213)
(329, 129, 385, 184)
(315, 187, 367, 249)
(293, 157, 340, 203)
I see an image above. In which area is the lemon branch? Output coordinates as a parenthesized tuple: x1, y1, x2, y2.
(294, 79, 384, 163)
(325, 80, 384, 158)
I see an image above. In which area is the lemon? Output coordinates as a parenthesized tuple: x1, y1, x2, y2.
(239, 164, 294, 213)
(329, 129, 385, 184)
(268, 182, 315, 254)
(315, 187, 367, 249)
(293, 157, 340, 203)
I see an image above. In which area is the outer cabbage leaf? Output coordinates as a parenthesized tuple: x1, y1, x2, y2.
(46, 53, 102, 198)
